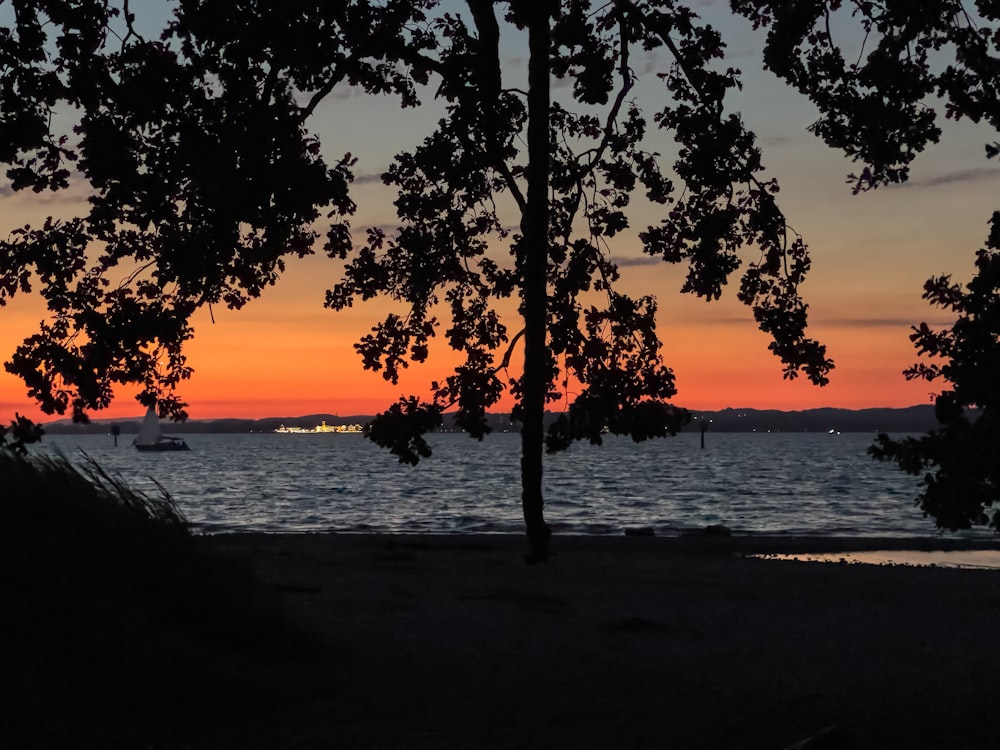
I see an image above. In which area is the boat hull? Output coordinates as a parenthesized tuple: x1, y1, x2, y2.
(135, 438, 190, 451)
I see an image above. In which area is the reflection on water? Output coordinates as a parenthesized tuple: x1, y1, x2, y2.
(752, 550, 1000, 569)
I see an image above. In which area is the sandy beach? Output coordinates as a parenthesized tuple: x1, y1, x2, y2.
(196, 533, 1000, 749)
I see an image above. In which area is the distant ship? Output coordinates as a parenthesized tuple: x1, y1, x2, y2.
(274, 420, 363, 434)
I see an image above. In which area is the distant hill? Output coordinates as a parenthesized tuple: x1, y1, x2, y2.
(39, 405, 942, 436)
(686, 406, 942, 434)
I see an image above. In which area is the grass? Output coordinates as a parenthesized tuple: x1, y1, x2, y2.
(1, 449, 332, 749)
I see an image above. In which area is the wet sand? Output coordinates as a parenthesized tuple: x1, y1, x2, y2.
(208, 533, 1000, 749)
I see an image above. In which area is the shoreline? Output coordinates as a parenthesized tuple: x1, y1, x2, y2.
(206, 529, 1000, 555)
(200, 532, 1000, 749)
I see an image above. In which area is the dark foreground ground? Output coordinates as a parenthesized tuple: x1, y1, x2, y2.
(183, 533, 1000, 750)
(8, 532, 1000, 749)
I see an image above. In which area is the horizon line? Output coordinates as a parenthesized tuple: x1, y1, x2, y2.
(36, 403, 939, 424)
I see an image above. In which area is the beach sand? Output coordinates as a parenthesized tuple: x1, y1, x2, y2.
(201, 533, 1000, 749)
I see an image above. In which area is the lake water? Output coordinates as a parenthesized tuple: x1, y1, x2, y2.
(33, 430, 986, 540)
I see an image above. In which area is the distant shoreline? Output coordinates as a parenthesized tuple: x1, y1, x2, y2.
(39, 404, 946, 435)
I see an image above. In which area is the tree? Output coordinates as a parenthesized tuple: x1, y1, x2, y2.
(3, 1, 996, 552)
(870, 215, 1000, 530)
(1, 1, 424, 423)
(315, 0, 836, 558)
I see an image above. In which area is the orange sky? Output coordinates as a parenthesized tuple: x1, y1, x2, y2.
(2, 4, 997, 424)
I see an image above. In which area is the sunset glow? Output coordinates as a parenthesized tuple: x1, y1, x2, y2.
(2, 3, 996, 425)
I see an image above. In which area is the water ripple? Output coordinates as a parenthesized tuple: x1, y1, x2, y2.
(33, 431, 984, 538)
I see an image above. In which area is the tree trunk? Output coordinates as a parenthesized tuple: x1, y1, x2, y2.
(520, 1, 553, 562)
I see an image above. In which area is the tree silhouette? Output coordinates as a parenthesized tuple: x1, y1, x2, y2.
(870, 217, 1000, 530)
(1, 1, 422, 423)
(326, 1, 836, 557)
(2, 2, 997, 550)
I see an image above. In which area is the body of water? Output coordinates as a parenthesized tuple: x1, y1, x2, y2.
(33, 431, 973, 538)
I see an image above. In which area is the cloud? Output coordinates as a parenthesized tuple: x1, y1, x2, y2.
(894, 167, 998, 189)
(353, 171, 387, 185)
(684, 315, 755, 326)
(610, 255, 661, 267)
(720, 44, 758, 61)
(673, 315, 958, 329)
(809, 317, 959, 329)
(0, 180, 92, 208)
(822, 318, 924, 328)
(758, 135, 791, 148)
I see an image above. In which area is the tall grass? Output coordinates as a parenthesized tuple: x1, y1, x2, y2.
(5, 448, 187, 537)
(2, 450, 325, 748)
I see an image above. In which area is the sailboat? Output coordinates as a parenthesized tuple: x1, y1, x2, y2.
(134, 406, 190, 452)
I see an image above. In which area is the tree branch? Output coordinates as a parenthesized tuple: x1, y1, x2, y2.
(467, 0, 528, 214)
(494, 327, 525, 374)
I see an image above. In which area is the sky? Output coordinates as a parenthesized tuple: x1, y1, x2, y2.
(1, 1, 998, 423)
